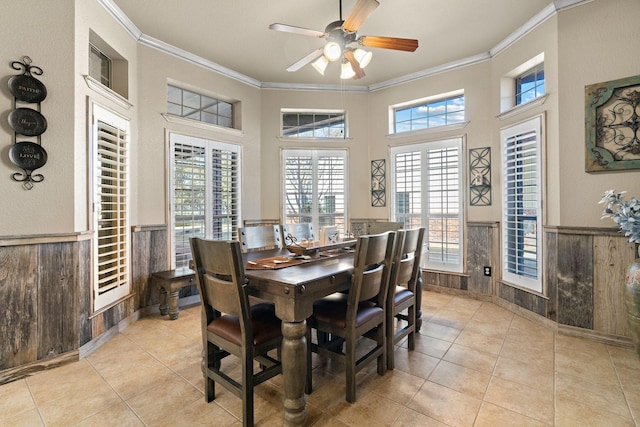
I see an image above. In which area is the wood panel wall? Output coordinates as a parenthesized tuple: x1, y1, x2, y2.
(0, 235, 90, 379)
(423, 223, 635, 343)
(0, 225, 169, 384)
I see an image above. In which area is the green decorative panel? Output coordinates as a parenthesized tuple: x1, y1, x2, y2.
(585, 74, 640, 172)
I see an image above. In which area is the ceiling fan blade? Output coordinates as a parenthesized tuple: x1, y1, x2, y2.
(343, 0, 379, 32)
(269, 23, 325, 38)
(360, 36, 419, 52)
(286, 47, 324, 72)
(344, 50, 365, 80)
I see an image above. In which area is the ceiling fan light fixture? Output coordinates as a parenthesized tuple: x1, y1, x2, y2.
(353, 48, 372, 68)
(340, 61, 356, 79)
(323, 41, 342, 62)
(312, 55, 329, 75)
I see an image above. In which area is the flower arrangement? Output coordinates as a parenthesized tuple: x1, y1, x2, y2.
(599, 189, 640, 243)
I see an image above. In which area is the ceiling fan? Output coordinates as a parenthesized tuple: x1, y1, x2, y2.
(269, 0, 418, 80)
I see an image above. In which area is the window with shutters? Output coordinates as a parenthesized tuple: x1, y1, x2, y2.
(91, 104, 130, 311)
(282, 149, 347, 234)
(169, 133, 240, 269)
(391, 138, 463, 272)
(501, 116, 543, 292)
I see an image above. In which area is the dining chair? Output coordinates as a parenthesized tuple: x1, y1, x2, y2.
(386, 227, 425, 370)
(281, 222, 315, 247)
(237, 225, 282, 252)
(366, 221, 404, 235)
(305, 231, 395, 403)
(189, 238, 282, 427)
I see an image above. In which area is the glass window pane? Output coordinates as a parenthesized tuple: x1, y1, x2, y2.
(393, 94, 465, 134)
(166, 85, 236, 129)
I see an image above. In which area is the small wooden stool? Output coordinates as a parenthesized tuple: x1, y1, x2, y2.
(151, 268, 196, 320)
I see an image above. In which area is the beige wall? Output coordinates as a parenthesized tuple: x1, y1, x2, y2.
(1, 0, 639, 238)
(0, 0, 76, 235)
(259, 89, 370, 222)
(556, 0, 640, 227)
(134, 46, 262, 225)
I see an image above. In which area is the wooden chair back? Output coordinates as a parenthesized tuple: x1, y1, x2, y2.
(237, 225, 281, 252)
(350, 231, 396, 309)
(366, 221, 404, 235)
(282, 222, 315, 246)
(391, 228, 425, 292)
(190, 238, 250, 331)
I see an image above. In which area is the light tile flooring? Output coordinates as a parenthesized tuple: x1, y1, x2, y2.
(2, 291, 640, 426)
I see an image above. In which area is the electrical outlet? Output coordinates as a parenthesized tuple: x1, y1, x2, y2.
(483, 266, 492, 276)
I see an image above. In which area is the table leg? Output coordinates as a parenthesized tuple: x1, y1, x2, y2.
(168, 290, 180, 320)
(281, 320, 307, 426)
(159, 286, 168, 316)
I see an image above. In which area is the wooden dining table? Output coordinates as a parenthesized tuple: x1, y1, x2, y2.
(243, 245, 355, 426)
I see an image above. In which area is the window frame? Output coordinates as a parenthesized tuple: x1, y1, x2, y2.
(280, 109, 347, 139)
(89, 43, 112, 88)
(515, 62, 545, 106)
(390, 137, 464, 273)
(500, 115, 544, 293)
(90, 102, 131, 311)
(391, 91, 465, 135)
(167, 85, 235, 129)
(168, 133, 241, 269)
(281, 148, 348, 235)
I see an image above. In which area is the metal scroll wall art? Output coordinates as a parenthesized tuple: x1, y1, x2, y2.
(585, 74, 640, 172)
(371, 159, 386, 207)
(7, 56, 48, 190)
(469, 147, 491, 206)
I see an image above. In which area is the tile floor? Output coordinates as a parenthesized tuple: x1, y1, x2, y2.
(2, 291, 640, 426)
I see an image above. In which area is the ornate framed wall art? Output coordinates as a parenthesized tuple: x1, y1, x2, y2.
(585, 74, 640, 172)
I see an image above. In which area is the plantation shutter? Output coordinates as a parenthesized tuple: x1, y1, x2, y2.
(93, 106, 130, 310)
(170, 134, 240, 269)
(391, 138, 463, 273)
(282, 149, 347, 234)
(501, 116, 542, 292)
(425, 144, 462, 267)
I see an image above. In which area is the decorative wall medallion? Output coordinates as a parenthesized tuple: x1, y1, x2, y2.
(585, 74, 640, 172)
(371, 159, 386, 207)
(8, 108, 47, 136)
(469, 147, 491, 206)
(8, 72, 47, 103)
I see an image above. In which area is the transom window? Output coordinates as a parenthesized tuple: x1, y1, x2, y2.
(167, 85, 234, 128)
(281, 110, 346, 138)
(393, 93, 465, 134)
(89, 44, 111, 88)
(516, 63, 545, 105)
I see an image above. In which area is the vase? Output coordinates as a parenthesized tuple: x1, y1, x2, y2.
(625, 244, 640, 358)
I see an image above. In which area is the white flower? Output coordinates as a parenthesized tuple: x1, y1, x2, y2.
(600, 190, 640, 243)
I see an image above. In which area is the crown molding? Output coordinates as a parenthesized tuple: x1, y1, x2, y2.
(99, 0, 591, 93)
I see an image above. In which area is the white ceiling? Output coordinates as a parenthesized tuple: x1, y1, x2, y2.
(108, 0, 559, 89)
